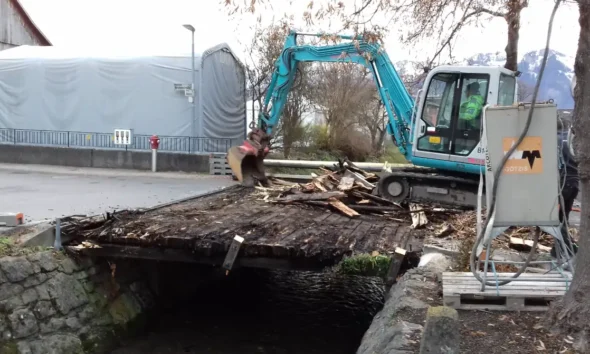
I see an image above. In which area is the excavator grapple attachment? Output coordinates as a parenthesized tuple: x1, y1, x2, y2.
(227, 128, 271, 187)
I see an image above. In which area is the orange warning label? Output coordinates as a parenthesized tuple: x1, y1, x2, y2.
(502, 136, 543, 174)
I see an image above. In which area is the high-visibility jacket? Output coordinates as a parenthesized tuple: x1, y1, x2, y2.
(459, 94, 484, 122)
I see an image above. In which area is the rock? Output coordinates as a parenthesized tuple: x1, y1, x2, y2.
(419, 306, 459, 354)
(21, 288, 38, 305)
(65, 317, 82, 331)
(0, 257, 35, 283)
(108, 293, 141, 325)
(77, 305, 96, 324)
(8, 309, 39, 339)
(33, 301, 56, 320)
(0, 269, 8, 284)
(357, 320, 423, 354)
(27, 252, 59, 272)
(0, 315, 6, 332)
(17, 341, 32, 354)
(40, 318, 64, 334)
(46, 273, 88, 315)
(81, 280, 94, 293)
(59, 258, 79, 275)
(29, 334, 84, 354)
(0, 283, 24, 302)
(22, 273, 48, 288)
(0, 296, 24, 312)
(418, 253, 452, 280)
(35, 284, 50, 301)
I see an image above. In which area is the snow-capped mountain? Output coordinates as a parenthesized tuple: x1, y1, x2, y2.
(466, 49, 575, 109)
(395, 49, 575, 109)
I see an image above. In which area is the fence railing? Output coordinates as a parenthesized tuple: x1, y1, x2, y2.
(0, 128, 240, 154)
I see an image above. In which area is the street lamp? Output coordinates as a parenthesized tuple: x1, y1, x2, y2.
(183, 24, 196, 137)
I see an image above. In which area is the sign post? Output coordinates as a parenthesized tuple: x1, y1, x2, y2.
(113, 129, 133, 147)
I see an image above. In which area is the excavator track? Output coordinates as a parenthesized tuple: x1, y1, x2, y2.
(376, 167, 482, 210)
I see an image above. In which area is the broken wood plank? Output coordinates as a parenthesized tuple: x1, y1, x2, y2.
(354, 191, 400, 206)
(278, 191, 347, 202)
(344, 170, 375, 189)
(385, 247, 407, 287)
(337, 176, 355, 191)
(328, 198, 360, 218)
(435, 224, 455, 238)
(410, 203, 428, 228)
(509, 237, 551, 253)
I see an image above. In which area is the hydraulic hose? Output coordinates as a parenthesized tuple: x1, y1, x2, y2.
(470, 0, 563, 286)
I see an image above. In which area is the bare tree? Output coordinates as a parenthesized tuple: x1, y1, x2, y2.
(307, 62, 375, 144)
(547, 1, 590, 351)
(271, 63, 313, 157)
(243, 22, 311, 157)
(225, 0, 527, 71)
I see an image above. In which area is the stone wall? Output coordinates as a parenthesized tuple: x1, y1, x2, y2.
(356, 253, 452, 354)
(0, 250, 155, 354)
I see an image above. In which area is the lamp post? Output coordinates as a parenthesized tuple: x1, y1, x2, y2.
(183, 24, 196, 138)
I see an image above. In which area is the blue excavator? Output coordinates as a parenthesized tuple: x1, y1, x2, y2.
(227, 30, 519, 208)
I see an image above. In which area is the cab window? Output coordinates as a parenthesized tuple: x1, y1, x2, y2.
(498, 73, 516, 105)
(417, 73, 458, 153)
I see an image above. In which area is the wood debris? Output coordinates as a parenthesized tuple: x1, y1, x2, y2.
(268, 162, 410, 218)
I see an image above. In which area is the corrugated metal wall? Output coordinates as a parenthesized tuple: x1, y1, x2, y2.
(0, 0, 43, 50)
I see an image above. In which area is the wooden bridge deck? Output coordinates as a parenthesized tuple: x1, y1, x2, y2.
(65, 185, 430, 270)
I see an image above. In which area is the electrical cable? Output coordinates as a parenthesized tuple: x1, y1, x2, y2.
(470, 0, 563, 286)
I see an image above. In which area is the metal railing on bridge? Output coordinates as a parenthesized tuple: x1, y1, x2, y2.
(0, 128, 239, 154)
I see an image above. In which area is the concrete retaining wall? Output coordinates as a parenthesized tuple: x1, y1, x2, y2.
(0, 145, 210, 173)
(0, 251, 155, 354)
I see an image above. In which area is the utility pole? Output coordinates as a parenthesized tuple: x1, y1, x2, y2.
(183, 24, 196, 138)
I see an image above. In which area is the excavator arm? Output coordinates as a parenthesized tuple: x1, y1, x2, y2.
(228, 30, 416, 186)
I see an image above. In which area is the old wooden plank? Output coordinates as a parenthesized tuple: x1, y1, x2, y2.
(345, 221, 375, 252)
(368, 225, 400, 253)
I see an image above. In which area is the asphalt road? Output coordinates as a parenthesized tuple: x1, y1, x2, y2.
(0, 163, 236, 223)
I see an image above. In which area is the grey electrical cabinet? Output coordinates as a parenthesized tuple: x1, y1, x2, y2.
(484, 103, 560, 227)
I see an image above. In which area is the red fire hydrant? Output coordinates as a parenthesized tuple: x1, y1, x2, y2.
(149, 135, 160, 173)
(149, 135, 160, 150)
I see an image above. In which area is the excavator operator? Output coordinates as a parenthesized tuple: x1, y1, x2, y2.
(458, 81, 484, 129)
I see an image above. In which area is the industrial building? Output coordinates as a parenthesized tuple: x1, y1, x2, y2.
(0, 0, 51, 50)
(0, 1, 247, 153)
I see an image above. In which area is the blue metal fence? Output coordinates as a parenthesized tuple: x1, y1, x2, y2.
(0, 128, 239, 154)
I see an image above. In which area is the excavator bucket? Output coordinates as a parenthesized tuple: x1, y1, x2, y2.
(227, 139, 269, 187)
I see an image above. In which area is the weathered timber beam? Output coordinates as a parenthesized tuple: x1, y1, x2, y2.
(65, 245, 336, 272)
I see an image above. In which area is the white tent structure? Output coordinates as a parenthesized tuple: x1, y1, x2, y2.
(0, 44, 247, 152)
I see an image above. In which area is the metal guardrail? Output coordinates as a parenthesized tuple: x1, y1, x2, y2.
(0, 128, 238, 153)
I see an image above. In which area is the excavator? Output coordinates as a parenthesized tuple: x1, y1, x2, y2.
(227, 30, 519, 209)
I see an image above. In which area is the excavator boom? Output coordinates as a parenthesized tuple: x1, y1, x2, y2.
(228, 30, 415, 186)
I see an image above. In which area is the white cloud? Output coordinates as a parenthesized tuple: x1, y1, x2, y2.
(18, 0, 580, 64)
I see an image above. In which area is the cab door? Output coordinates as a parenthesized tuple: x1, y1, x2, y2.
(414, 72, 460, 160)
(450, 74, 490, 156)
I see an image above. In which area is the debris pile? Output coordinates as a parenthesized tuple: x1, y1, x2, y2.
(433, 211, 573, 252)
(257, 162, 461, 229)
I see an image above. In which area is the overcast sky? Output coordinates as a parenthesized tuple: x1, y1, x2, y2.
(18, 0, 580, 65)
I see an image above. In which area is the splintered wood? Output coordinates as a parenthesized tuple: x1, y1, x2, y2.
(262, 161, 421, 220)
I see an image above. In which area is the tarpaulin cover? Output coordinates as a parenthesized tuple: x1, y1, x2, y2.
(0, 44, 246, 151)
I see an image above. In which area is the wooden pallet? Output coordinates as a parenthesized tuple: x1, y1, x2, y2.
(209, 153, 233, 176)
(443, 271, 572, 312)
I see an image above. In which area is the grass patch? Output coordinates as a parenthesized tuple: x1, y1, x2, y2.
(0, 237, 53, 257)
(335, 253, 392, 278)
